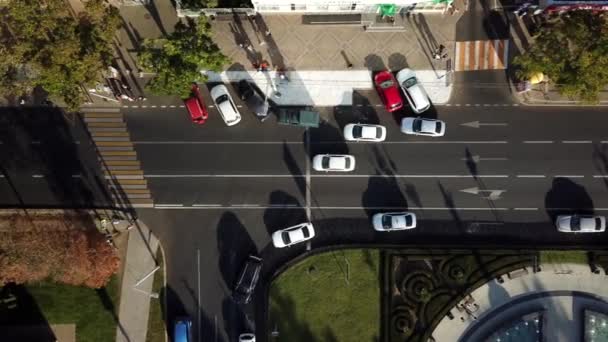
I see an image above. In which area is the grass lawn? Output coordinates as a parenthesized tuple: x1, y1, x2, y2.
(146, 250, 166, 342)
(540, 250, 588, 265)
(19, 276, 120, 342)
(269, 249, 380, 342)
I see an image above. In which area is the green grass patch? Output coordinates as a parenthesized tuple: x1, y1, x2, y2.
(146, 251, 166, 342)
(25, 276, 120, 342)
(541, 250, 588, 265)
(269, 249, 380, 342)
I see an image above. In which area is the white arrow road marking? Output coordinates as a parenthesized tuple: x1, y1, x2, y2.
(461, 155, 508, 163)
(460, 187, 506, 200)
(461, 121, 508, 128)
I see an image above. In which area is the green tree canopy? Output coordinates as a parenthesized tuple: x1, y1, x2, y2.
(0, 0, 120, 111)
(513, 11, 608, 103)
(138, 17, 230, 98)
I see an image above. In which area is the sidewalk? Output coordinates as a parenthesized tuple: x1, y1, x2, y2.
(114, 219, 161, 342)
(432, 263, 608, 341)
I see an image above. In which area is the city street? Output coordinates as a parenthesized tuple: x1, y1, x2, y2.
(121, 83, 608, 341)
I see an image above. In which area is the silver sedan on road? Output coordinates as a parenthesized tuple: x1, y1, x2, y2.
(556, 215, 606, 233)
(373, 212, 417, 231)
(312, 154, 356, 172)
(401, 117, 446, 137)
(272, 222, 315, 248)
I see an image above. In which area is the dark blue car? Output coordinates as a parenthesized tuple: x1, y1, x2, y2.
(174, 317, 192, 342)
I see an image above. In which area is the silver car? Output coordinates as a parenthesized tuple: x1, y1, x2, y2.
(556, 215, 606, 233)
(373, 212, 417, 231)
(401, 117, 446, 137)
(312, 154, 356, 172)
(210, 84, 242, 126)
(272, 222, 315, 248)
(343, 123, 387, 142)
(396, 68, 431, 114)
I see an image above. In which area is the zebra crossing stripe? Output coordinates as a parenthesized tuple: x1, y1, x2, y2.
(453, 40, 510, 71)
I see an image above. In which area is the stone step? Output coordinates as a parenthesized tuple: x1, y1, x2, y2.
(85, 112, 123, 118)
(100, 155, 138, 161)
(88, 127, 128, 132)
(105, 165, 141, 170)
(110, 184, 148, 189)
(87, 122, 127, 128)
(93, 136, 131, 142)
(108, 178, 147, 186)
(95, 141, 133, 147)
(104, 160, 141, 166)
(117, 189, 151, 194)
(105, 174, 144, 179)
(92, 131, 130, 137)
(84, 117, 123, 123)
(114, 192, 151, 199)
(105, 169, 143, 176)
(97, 146, 134, 151)
(99, 150, 137, 156)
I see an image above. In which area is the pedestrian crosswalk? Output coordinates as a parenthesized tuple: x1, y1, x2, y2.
(454, 40, 509, 72)
(83, 111, 154, 208)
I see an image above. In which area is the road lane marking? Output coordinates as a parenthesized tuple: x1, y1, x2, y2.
(32, 174, 44, 178)
(155, 204, 183, 207)
(197, 249, 201, 342)
(231, 204, 260, 207)
(562, 140, 592, 144)
(553, 175, 584, 178)
(517, 175, 546, 178)
(132, 140, 509, 145)
(306, 129, 311, 220)
(144, 174, 510, 178)
(153, 205, 512, 210)
(593, 175, 608, 178)
(193, 204, 221, 207)
(523, 141, 553, 144)
(514, 208, 538, 211)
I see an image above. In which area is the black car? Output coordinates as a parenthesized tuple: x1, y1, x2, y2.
(232, 255, 262, 304)
(237, 80, 270, 121)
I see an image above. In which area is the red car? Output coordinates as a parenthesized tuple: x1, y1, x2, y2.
(184, 84, 209, 124)
(374, 71, 403, 112)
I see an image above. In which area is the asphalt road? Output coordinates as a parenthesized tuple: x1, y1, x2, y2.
(121, 81, 608, 341)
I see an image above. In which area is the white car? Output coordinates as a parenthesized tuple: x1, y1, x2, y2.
(343, 123, 387, 142)
(556, 215, 606, 233)
(396, 68, 431, 113)
(210, 84, 242, 126)
(239, 333, 256, 342)
(401, 117, 446, 137)
(312, 154, 356, 172)
(272, 222, 315, 248)
(373, 212, 417, 231)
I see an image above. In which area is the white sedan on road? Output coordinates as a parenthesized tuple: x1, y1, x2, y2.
(401, 117, 446, 137)
(556, 215, 606, 233)
(343, 123, 387, 142)
(312, 154, 356, 172)
(373, 212, 417, 231)
(272, 222, 315, 248)
(210, 84, 242, 126)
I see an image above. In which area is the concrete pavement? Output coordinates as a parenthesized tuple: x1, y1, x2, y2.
(432, 263, 608, 341)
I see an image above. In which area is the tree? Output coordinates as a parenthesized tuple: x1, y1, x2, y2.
(0, 215, 119, 288)
(138, 16, 230, 97)
(0, 0, 120, 111)
(513, 11, 608, 103)
(179, 0, 219, 10)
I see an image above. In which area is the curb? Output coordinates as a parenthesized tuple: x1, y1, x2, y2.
(157, 235, 169, 342)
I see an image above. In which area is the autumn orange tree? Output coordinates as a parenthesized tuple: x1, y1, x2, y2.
(0, 229, 119, 288)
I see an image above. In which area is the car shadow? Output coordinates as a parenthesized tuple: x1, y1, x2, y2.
(545, 177, 594, 222)
(305, 122, 350, 157)
(216, 212, 258, 291)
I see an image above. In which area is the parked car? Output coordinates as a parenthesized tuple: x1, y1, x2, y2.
(401, 117, 446, 137)
(173, 317, 192, 342)
(277, 107, 320, 128)
(396, 68, 431, 113)
(232, 255, 262, 305)
(210, 84, 242, 126)
(374, 70, 403, 112)
(238, 80, 270, 121)
(184, 84, 209, 125)
(556, 215, 606, 233)
(312, 154, 356, 172)
(343, 123, 386, 142)
(272, 222, 315, 248)
(239, 333, 256, 342)
(373, 212, 417, 231)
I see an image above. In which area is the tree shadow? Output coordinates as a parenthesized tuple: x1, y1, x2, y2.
(263, 191, 306, 236)
(464, 147, 479, 179)
(387, 52, 409, 72)
(216, 212, 258, 291)
(437, 181, 465, 232)
(335, 91, 380, 126)
(230, 14, 258, 65)
(592, 143, 608, 189)
(97, 287, 129, 342)
(305, 122, 350, 157)
(361, 170, 408, 220)
(222, 296, 249, 342)
(364, 54, 387, 72)
(544, 178, 594, 222)
(0, 284, 54, 341)
(252, 14, 286, 69)
(267, 286, 316, 342)
(144, 0, 169, 37)
(282, 142, 306, 199)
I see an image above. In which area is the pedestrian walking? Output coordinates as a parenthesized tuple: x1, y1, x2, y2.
(265, 30, 271, 37)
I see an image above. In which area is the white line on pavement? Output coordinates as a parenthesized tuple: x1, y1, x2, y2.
(514, 208, 539, 210)
(517, 175, 546, 178)
(155, 204, 184, 207)
(197, 249, 202, 342)
(306, 129, 312, 220)
(32, 174, 44, 178)
(523, 141, 554, 144)
(562, 140, 592, 144)
(231, 204, 260, 207)
(132, 140, 509, 145)
(593, 175, 608, 178)
(553, 175, 584, 178)
(192, 204, 222, 207)
(144, 174, 510, 178)
(153, 205, 512, 210)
